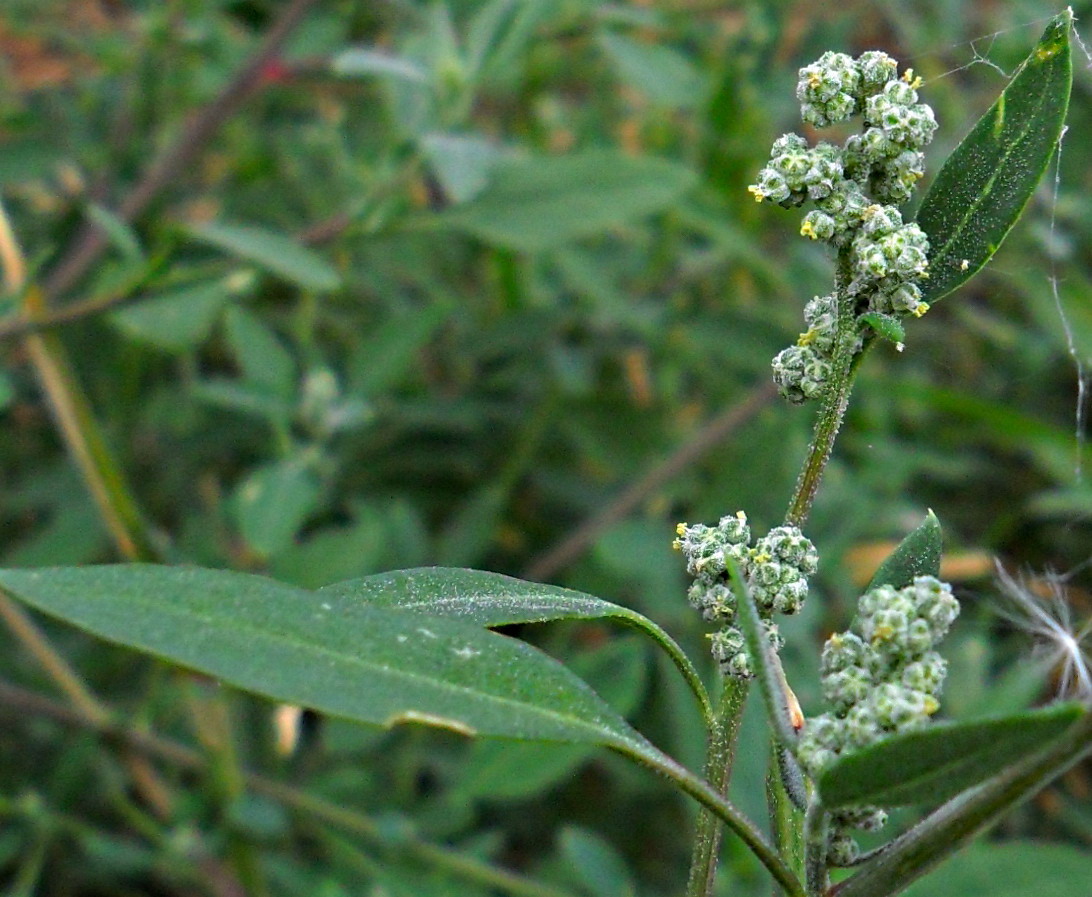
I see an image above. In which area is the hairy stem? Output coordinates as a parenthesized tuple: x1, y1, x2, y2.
(804, 801, 829, 897)
(785, 251, 859, 528)
(685, 679, 750, 897)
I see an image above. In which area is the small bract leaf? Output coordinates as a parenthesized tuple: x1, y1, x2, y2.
(867, 510, 942, 591)
(319, 567, 711, 722)
(858, 311, 905, 345)
(817, 702, 1086, 809)
(0, 565, 652, 751)
(916, 10, 1072, 303)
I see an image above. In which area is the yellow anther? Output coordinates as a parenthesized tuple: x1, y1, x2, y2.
(753, 552, 772, 564)
(924, 696, 940, 715)
(676, 522, 688, 536)
(808, 71, 822, 88)
(748, 184, 766, 202)
(800, 219, 818, 239)
(872, 624, 895, 642)
(912, 303, 930, 318)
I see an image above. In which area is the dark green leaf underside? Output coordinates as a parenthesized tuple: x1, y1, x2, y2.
(818, 702, 1086, 809)
(916, 11, 1072, 303)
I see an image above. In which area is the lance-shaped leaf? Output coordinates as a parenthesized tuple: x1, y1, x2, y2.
(832, 705, 1092, 897)
(916, 10, 1072, 303)
(319, 567, 711, 722)
(0, 565, 654, 751)
(728, 559, 798, 748)
(818, 701, 1086, 810)
(867, 510, 942, 591)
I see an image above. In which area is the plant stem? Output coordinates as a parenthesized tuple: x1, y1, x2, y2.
(685, 679, 750, 897)
(0, 678, 580, 897)
(769, 746, 806, 887)
(785, 252, 859, 528)
(627, 741, 806, 897)
(804, 801, 829, 897)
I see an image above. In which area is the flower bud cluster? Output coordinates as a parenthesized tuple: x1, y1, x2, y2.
(749, 51, 937, 404)
(797, 576, 959, 863)
(675, 513, 818, 678)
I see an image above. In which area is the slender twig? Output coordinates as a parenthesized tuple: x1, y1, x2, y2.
(42, 0, 321, 302)
(0, 679, 581, 897)
(804, 801, 829, 897)
(524, 381, 777, 582)
(0, 598, 109, 725)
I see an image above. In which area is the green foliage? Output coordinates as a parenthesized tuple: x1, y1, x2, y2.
(817, 702, 1086, 809)
(0, 3, 1088, 896)
(866, 510, 942, 591)
(916, 11, 1073, 303)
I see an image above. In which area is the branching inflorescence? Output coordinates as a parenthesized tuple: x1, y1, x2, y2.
(749, 51, 937, 404)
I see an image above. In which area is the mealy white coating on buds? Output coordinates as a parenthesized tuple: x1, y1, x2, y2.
(675, 514, 817, 678)
(749, 51, 937, 404)
(797, 575, 959, 862)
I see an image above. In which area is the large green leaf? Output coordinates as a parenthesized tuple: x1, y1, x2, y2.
(110, 280, 233, 352)
(866, 510, 942, 591)
(902, 841, 1092, 897)
(187, 222, 341, 292)
(817, 702, 1086, 810)
(318, 567, 711, 721)
(916, 10, 1072, 303)
(0, 565, 651, 750)
(442, 151, 697, 252)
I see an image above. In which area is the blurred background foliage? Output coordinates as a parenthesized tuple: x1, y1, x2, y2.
(1, 1, 1091, 895)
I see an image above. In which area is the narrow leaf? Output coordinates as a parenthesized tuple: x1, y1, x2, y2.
(728, 559, 797, 747)
(86, 204, 143, 261)
(818, 702, 1086, 809)
(330, 48, 429, 83)
(187, 222, 341, 292)
(443, 151, 697, 252)
(832, 707, 1092, 897)
(0, 565, 650, 750)
(232, 459, 322, 558)
(866, 510, 942, 591)
(319, 567, 711, 722)
(916, 10, 1072, 303)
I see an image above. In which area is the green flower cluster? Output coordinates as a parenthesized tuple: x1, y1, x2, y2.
(797, 575, 960, 864)
(674, 513, 818, 678)
(751, 50, 937, 405)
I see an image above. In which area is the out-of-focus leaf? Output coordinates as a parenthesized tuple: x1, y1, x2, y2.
(419, 133, 503, 204)
(223, 307, 296, 397)
(110, 281, 233, 352)
(187, 222, 341, 292)
(917, 11, 1072, 303)
(443, 151, 697, 252)
(85, 204, 143, 261)
(559, 826, 636, 897)
(0, 369, 13, 411)
(0, 565, 655, 750)
(331, 48, 429, 83)
(818, 702, 1086, 809)
(232, 458, 322, 558)
(319, 567, 710, 720)
(597, 31, 706, 108)
(348, 302, 453, 396)
(866, 510, 942, 591)
(902, 842, 1092, 897)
